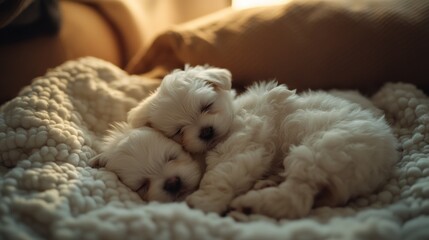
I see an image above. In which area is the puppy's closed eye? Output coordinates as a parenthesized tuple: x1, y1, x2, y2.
(136, 179, 150, 196)
(168, 155, 178, 162)
(201, 102, 214, 113)
(171, 127, 184, 138)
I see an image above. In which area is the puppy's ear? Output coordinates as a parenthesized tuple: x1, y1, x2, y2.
(89, 154, 107, 168)
(127, 95, 154, 128)
(204, 68, 232, 90)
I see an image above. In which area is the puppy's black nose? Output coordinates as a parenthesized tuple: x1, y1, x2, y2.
(163, 176, 182, 194)
(199, 126, 214, 141)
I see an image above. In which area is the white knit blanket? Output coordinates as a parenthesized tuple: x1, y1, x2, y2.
(1, 57, 428, 240)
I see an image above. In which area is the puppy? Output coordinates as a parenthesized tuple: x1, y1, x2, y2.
(127, 65, 235, 154)
(128, 66, 399, 219)
(89, 122, 204, 202)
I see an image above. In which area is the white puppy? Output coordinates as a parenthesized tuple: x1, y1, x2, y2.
(128, 66, 399, 219)
(128, 66, 235, 154)
(90, 122, 203, 202)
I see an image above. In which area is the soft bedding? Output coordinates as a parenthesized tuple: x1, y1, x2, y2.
(0, 57, 428, 240)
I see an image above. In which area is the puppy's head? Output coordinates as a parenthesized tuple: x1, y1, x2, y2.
(128, 65, 235, 153)
(90, 122, 203, 202)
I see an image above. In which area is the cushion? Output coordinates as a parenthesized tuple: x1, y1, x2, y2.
(127, 0, 429, 93)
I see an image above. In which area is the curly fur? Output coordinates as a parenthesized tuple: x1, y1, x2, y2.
(128, 66, 399, 219)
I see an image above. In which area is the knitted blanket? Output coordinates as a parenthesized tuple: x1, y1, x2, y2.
(1, 57, 428, 240)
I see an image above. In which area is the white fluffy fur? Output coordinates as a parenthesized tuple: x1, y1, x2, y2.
(89, 123, 204, 202)
(128, 65, 235, 154)
(128, 66, 399, 219)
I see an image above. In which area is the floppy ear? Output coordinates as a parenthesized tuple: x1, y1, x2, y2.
(204, 68, 232, 90)
(89, 122, 130, 168)
(127, 95, 154, 128)
(88, 153, 107, 168)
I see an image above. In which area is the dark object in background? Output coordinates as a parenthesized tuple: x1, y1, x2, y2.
(0, 0, 61, 43)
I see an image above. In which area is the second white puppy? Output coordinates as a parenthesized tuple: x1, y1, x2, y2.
(90, 123, 203, 202)
(128, 66, 399, 219)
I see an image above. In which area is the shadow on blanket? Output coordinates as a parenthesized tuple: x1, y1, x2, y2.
(0, 58, 428, 239)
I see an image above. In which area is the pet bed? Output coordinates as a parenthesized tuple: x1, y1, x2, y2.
(0, 57, 428, 240)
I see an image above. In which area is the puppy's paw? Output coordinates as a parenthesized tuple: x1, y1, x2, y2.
(253, 179, 277, 190)
(228, 210, 251, 222)
(186, 190, 230, 214)
(229, 190, 263, 216)
(230, 187, 310, 219)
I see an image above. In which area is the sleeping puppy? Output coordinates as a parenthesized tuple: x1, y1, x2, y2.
(127, 65, 399, 219)
(89, 122, 204, 202)
(127, 66, 235, 154)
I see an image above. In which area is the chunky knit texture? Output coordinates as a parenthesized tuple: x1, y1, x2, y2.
(1, 57, 428, 239)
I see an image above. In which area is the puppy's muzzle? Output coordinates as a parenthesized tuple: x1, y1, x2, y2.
(199, 126, 215, 141)
(163, 176, 182, 194)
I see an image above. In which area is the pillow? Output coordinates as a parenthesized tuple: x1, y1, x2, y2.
(127, 0, 429, 93)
